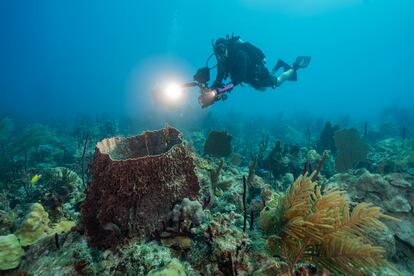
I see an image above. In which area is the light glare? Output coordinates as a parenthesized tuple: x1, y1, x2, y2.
(165, 83, 182, 101)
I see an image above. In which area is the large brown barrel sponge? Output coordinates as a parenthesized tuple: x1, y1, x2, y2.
(81, 127, 200, 248)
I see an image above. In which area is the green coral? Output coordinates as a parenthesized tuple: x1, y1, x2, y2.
(15, 203, 49, 246)
(0, 234, 23, 270)
(147, 258, 186, 276)
(259, 192, 283, 233)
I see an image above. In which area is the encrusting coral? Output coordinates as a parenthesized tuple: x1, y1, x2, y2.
(15, 203, 50, 247)
(262, 171, 398, 275)
(48, 219, 76, 236)
(13, 203, 73, 250)
(147, 258, 186, 276)
(0, 234, 24, 270)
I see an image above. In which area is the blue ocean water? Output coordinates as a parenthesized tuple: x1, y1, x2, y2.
(1, 0, 413, 122)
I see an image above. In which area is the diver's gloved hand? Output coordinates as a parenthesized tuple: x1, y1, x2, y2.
(198, 90, 218, 108)
(216, 93, 228, 101)
(211, 80, 224, 90)
(198, 90, 229, 108)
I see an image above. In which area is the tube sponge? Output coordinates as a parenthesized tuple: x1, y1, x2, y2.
(15, 203, 49, 246)
(0, 234, 24, 270)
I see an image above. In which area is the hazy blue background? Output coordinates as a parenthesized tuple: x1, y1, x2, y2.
(1, 0, 413, 121)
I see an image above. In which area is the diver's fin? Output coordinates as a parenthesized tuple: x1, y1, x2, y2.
(272, 59, 292, 73)
(293, 56, 311, 70)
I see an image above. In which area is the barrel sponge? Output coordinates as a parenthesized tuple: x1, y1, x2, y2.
(15, 203, 49, 246)
(0, 234, 24, 270)
(81, 127, 200, 248)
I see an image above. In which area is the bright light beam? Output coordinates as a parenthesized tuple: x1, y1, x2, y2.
(164, 83, 183, 101)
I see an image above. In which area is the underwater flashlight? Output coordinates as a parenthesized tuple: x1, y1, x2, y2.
(164, 82, 183, 102)
(152, 81, 188, 107)
(198, 89, 218, 108)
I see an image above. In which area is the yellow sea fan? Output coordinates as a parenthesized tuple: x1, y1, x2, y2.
(315, 235, 389, 276)
(283, 173, 316, 220)
(274, 172, 399, 275)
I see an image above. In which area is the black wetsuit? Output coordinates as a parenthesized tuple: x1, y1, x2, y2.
(214, 41, 275, 90)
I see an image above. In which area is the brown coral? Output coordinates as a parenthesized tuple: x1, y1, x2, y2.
(81, 127, 200, 248)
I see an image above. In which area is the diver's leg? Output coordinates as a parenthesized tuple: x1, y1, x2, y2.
(272, 59, 291, 73)
(272, 69, 296, 87)
(271, 57, 311, 87)
(277, 69, 296, 85)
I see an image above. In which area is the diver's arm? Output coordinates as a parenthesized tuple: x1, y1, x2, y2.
(213, 63, 225, 88)
(212, 50, 248, 97)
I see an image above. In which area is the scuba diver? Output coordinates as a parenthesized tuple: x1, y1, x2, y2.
(197, 35, 311, 107)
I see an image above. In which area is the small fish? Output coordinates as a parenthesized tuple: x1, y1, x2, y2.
(31, 174, 42, 185)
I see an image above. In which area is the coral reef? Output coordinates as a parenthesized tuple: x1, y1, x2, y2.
(18, 231, 97, 275)
(0, 192, 17, 235)
(326, 169, 414, 272)
(367, 138, 414, 174)
(30, 167, 84, 220)
(334, 128, 369, 172)
(147, 258, 186, 276)
(262, 141, 304, 187)
(100, 241, 174, 275)
(48, 219, 76, 236)
(1, 116, 413, 275)
(204, 131, 232, 157)
(196, 211, 254, 275)
(172, 198, 206, 233)
(0, 234, 23, 270)
(15, 203, 49, 247)
(81, 127, 200, 248)
(317, 121, 340, 155)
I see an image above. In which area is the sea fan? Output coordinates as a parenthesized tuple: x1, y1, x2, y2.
(276, 172, 398, 275)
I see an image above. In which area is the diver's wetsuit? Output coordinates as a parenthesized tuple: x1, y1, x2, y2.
(214, 41, 274, 90)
